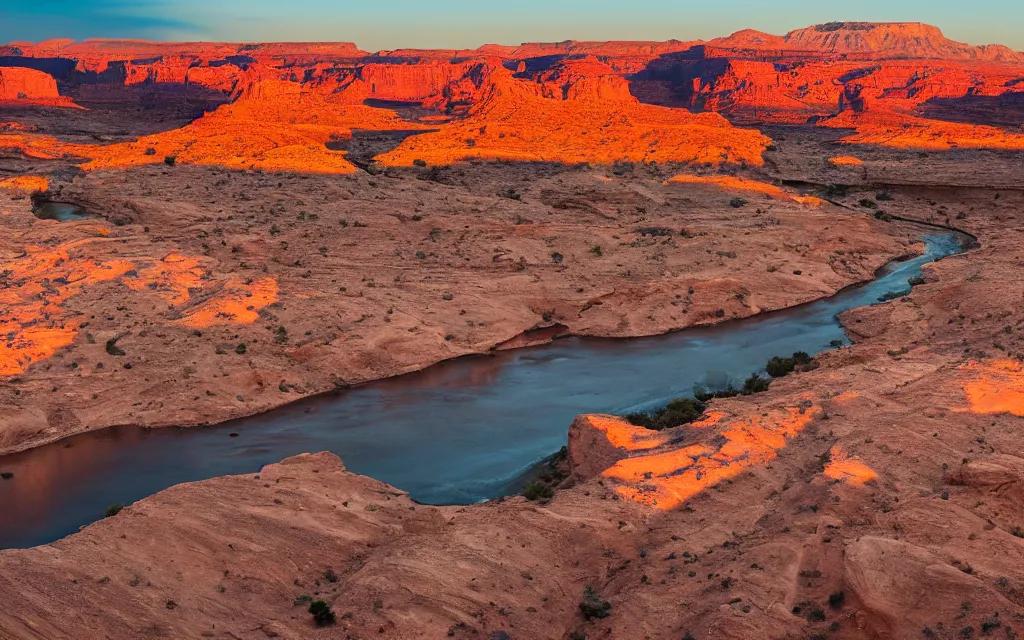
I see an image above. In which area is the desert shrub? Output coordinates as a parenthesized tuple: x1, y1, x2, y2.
(579, 586, 612, 620)
(873, 211, 892, 222)
(730, 197, 748, 208)
(859, 198, 877, 208)
(235, 343, 247, 355)
(636, 226, 673, 237)
(144, 147, 156, 156)
(742, 373, 771, 394)
(164, 156, 176, 166)
(0, 472, 13, 480)
(825, 184, 850, 197)
(105, 503, 123, 518)
(828, 591, 846, 609)
(412, 159, 427, 167)
(308, 600, 336, 626)
(878, 289, 909, 302)
(765, 352, 811, 378)
(523, 480, 554, 502)
(876, 191, 893, 201)
(504, 189, 522, 201)
(625, 397, 706, 430)
(105, 337, 125, 356)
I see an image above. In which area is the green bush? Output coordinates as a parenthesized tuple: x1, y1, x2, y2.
(523, 481, 554, 502)
(765, 352, 812, 378)
(624, 397, 706, 430)
(579, 586, 612, 620)
(308, 600, 336, 626)
(742, 373, 771, 394)
(105, 503, 123, 518)
(164, 156, 176, 166)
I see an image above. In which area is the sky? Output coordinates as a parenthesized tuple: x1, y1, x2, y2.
(1, 0, 1022, 51)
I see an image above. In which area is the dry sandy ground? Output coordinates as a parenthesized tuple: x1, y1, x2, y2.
(0, 153, 909, 454)
(1, 156, 1022, 639)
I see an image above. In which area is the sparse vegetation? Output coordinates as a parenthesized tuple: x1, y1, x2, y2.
(105, 337, 125, 356)
(765, 351, 813, 378)
(521, 447, 567, 502)
(164, 156, 176, 166)
(104, 503, 123, 518)
(523, 480, 554, 502)
(626, 354, 796, 429)
(308, 600, 336, 626)
(625, 398, 706, 431)
(579, 585, 612, 620)
(730, 197, 748, 208)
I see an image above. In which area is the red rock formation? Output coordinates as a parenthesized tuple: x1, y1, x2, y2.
(378, 59, 771, 167)
(0, 67, 75, 106)
(781, 22, 1024, 62)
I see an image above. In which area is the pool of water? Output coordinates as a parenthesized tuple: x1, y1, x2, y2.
(32, 201, 91, 222)
(0, 232, 969, 549)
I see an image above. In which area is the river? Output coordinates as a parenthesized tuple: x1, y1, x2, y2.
(0, 232, 969, 549)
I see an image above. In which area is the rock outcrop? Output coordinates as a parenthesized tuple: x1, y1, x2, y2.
(0, 67, 74, 106)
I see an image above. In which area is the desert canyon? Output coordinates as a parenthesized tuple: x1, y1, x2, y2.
(0, 20, 1023, 640)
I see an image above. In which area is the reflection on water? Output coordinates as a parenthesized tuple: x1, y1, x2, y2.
(0, 234, 968, 549)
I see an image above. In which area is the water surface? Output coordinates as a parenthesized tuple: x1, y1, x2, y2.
(32, 201, 91, 222)
(0, 233, 967, 549)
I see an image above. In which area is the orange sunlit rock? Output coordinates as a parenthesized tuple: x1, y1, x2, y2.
(828, 156, 864, 167)
(823, 446, 878, 484)
(597, 400, 820, 509)
(1, 76, 426, 175)
(0, 175, 49, 194)
(176, 278, 279, 328)
(0, 243, 134, 376)
(0, 67, 78, 107)
(583, 414, 674, 452)
(826, 111, 1024, 152)
(959, 360, 1024, 416)
(378, 60, 771, 167)
(0, 241, 280, 376)
(124, 254, 206, 305)
(665, 174, 823, 205)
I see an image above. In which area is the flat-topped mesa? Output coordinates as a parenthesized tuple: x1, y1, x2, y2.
(0, 67, 75, 106)
(783, 22, 1024, 61)
(701, 22, 1024, 62)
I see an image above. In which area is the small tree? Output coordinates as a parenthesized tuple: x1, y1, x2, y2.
(308, 600, 336, 626)
(579, 585, 611, 620)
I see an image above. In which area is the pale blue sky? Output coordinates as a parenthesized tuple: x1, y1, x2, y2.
(1, 0, 1021, 50)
